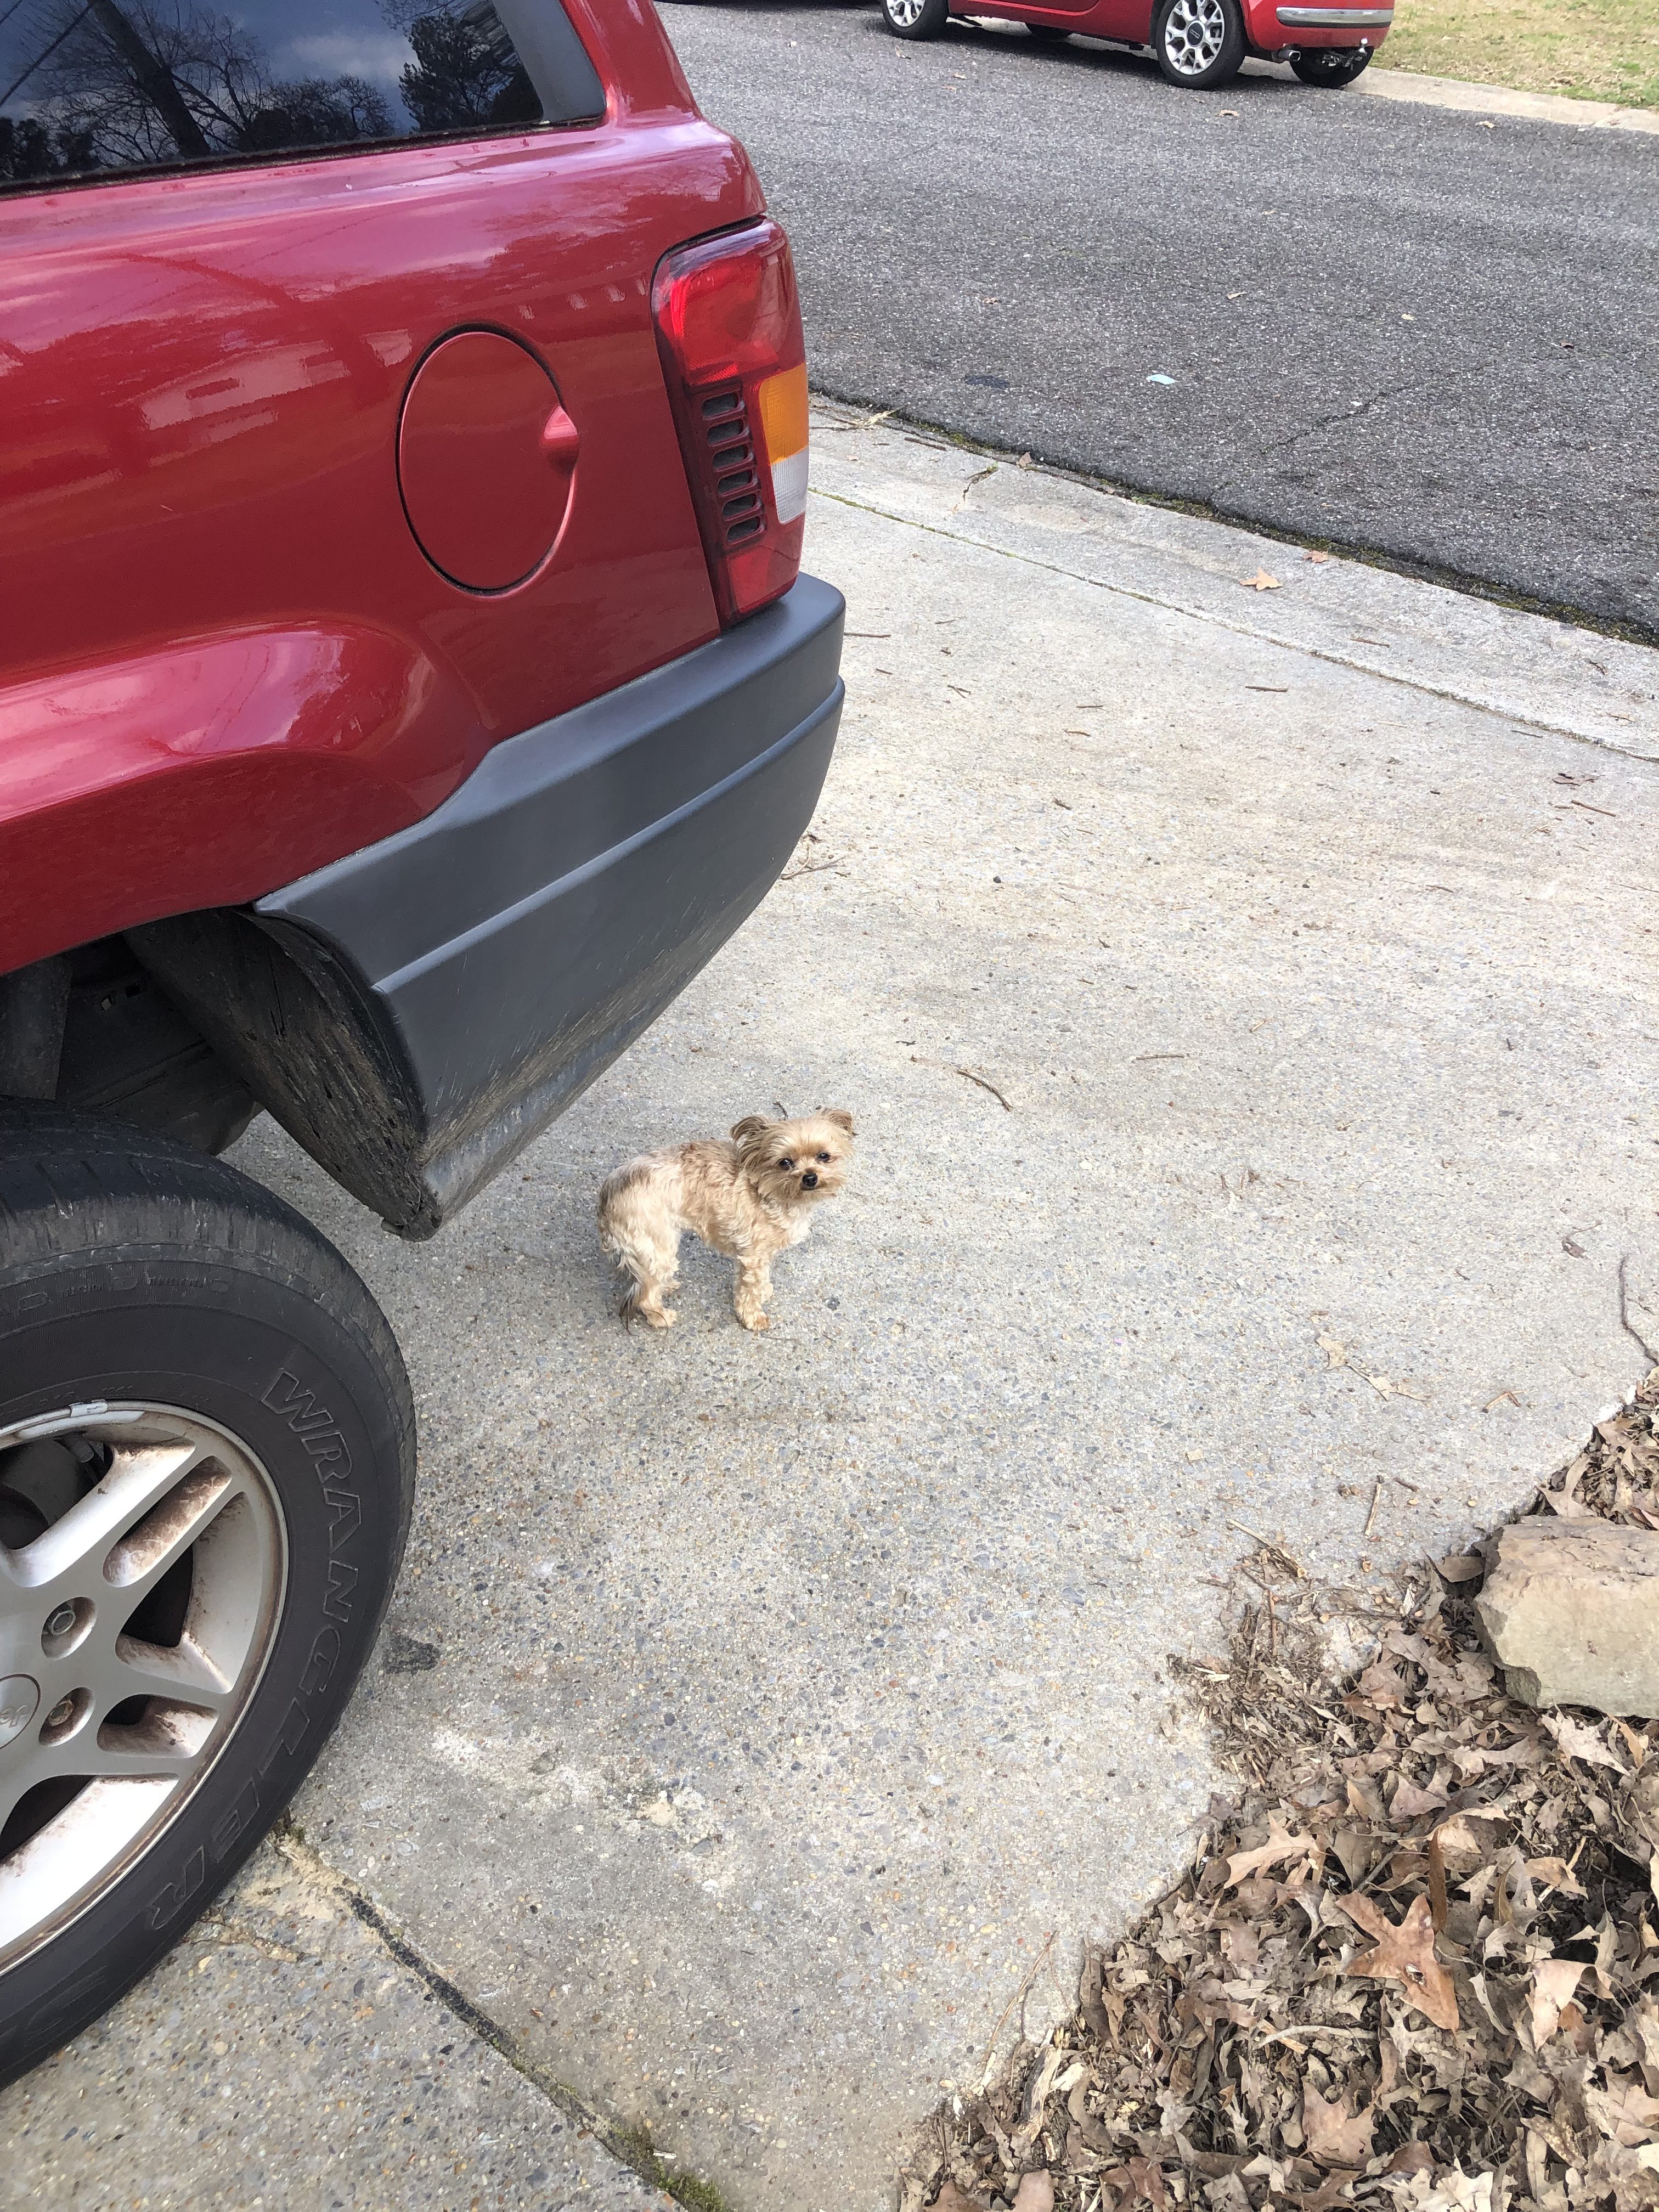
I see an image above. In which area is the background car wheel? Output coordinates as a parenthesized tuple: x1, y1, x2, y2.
(1290, 44, 1373, 82)
(1154, 0, 1245, 84)
(882, 0, 949, 39)
(0, 1104, 415, 2087)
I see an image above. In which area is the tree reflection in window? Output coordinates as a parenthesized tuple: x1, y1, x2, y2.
(0, 0, 557, 185)
(393, 4, 540, 133)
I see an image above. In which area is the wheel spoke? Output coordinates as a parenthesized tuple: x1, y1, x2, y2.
(0, 1776, 179, 1953)
(106, 1633, 233, 1711)
(8, 1440, 224, 1598)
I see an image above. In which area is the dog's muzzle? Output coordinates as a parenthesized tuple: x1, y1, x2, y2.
(801, 1170, 819, 1189)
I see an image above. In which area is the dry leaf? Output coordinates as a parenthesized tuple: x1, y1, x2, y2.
(1302, 2083, 1375, 2167)
(1223, 1810, 1316, 1889)
(1242, 569, 1282, 592)
(1012, 2176, 1055, 2212)
(1338, 1892, 1460, 2030)
(1543, 1713, 1625, 1770)
(932, 2187, 990, 2212)
(1318, 1333, 1348, 1368)
(1412, 2169, 1497, 2212)
(1531, 1957, 1586, 2046)
(1437, 1553, 1485, 1584)
(1587, 2069, 1659, 2147)
(1432, 1812, 1504, 1872)
(1391, 1778, 1449, 1819)
(1525, 1854, 1588, 1900)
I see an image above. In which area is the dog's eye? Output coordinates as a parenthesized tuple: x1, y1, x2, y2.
(816, 1152, 830, 1163)
(778, 1156, 794, 1171)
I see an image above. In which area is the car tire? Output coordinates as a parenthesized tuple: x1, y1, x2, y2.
(0, 1103, 415, 2088)
(1154, 0, 1245, 84)
(882, 0, 949, 39)
(1290, 44, 1373, 82)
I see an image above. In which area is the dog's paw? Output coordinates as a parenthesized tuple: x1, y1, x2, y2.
(648, 1306, 677, 1329)
(738, 1310, 770, 1334)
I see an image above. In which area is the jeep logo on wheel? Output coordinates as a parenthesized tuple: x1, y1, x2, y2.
(0, 1676, 40, 1750)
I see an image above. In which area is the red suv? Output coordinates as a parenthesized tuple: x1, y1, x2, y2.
(0, 0, 842, 2081)
(881, 0, 1391, 88)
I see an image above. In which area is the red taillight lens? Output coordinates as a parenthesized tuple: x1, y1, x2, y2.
(652, 219, 808, 626)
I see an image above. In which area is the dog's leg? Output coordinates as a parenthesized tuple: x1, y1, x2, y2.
(732, 1258, 774, 1333)
(613, 1228, 680, 1329)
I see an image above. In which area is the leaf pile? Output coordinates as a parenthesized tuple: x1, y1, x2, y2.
(904, 1374, 1659, 2212)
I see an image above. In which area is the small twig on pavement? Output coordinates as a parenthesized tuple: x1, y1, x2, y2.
(1364, 1478, 1384, 1538)
(951, 463, 997, 511)
(781, 856, 844, 880)
(910, 1056, 1013, 1111)
(979, 1930, 1056, 2094)
(954, 1066, 1012, 1111)
(1618, 1253, 1659, 1367)
(1227, 1521, 1304, 1578)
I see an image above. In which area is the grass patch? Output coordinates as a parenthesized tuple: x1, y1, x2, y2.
(1374, 0, 1659, 107)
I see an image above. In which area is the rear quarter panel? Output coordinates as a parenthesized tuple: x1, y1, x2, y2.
(0, 0, 761, 972)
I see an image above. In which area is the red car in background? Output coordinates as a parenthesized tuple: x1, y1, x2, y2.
(0, 0, 840, 2083)
(882, 0, 1392, 88)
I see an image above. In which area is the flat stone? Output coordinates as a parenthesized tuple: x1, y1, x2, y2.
(1477, 1518, 1659, 1717)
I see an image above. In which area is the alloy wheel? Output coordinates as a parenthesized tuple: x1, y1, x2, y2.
(0, 1404, 285, 1973)
(885, 0, 927, 25)
(1163, 0, 1228, 73)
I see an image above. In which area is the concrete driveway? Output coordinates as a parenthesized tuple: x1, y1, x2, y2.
(5, 414, 1657, 2210)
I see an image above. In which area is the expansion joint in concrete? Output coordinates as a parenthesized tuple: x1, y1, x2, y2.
(271, 1821, 730, 2212)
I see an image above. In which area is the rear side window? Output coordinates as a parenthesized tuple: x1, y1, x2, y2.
(0, 0, 605, 195)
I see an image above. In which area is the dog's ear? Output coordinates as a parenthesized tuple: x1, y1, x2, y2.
(730, 1114, 771, 1149)
(819, 1108, 856, 1136)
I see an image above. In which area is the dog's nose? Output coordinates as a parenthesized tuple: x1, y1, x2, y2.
(801, 1170, 819, 1189)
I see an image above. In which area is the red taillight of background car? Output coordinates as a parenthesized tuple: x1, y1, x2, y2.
(652, 219, 809, 627)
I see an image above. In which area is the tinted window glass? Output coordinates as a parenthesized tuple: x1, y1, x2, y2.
(0, 0, 603, 193)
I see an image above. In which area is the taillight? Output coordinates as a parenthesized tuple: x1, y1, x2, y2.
(652, 220, 809, 627)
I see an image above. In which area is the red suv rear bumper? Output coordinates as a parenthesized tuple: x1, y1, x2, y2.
(136, 577, 845, 1237)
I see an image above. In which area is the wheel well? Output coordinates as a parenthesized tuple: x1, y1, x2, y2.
(0, 911, 436, 1236)
(0, 937, 255, 1156)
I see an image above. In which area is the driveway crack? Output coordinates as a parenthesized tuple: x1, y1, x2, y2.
(273, 1821, 726, 2212)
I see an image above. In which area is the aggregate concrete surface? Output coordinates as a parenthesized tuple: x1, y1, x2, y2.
(5, 415, 1658, 2208)
(661, 0, 1659, 640)
(0, 1846, 674, 2211)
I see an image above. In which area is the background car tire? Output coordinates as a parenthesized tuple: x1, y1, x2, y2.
(1154, 0, 1245, 84)
(882, 0, 950, 40)
(0, 1104, 414, 2087)
(1290, 45, 1373, 82)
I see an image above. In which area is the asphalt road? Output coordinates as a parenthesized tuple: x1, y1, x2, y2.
(662, 0, 1659, 640)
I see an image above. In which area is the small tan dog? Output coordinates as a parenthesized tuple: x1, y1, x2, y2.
(597, 1108, 855, 1331)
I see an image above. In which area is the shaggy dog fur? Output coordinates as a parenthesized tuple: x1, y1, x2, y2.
(597, 1109, 855, 1331)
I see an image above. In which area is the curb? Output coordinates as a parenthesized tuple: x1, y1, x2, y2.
(1355, 63, 1659, 133)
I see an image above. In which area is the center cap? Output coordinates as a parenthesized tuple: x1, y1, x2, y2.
(0, 1676, 40, 1751)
